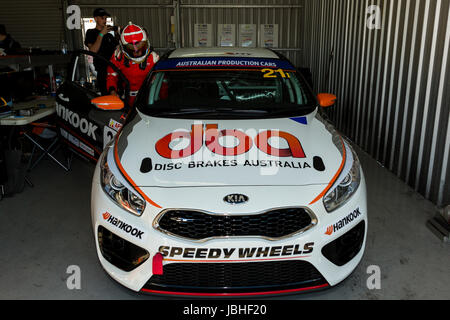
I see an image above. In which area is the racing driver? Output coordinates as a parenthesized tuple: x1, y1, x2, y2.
(106, 23, 159, 105)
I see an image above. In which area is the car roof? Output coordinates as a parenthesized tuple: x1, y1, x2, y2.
(168, 47, 281, 59)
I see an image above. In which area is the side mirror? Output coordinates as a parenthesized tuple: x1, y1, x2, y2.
(317, 93, 337, 108)
(91, 95, 124, 111)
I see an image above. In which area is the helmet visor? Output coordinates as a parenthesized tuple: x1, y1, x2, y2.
(124, 41, 148, 58)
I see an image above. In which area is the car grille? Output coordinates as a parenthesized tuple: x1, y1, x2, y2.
(143, 260, 327, 294)
(155, 208, 315, 241)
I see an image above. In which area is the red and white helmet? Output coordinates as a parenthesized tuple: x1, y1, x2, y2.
(120, 22, 150, 63)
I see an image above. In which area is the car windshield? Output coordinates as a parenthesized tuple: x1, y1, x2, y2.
(138, 59, 317, 119)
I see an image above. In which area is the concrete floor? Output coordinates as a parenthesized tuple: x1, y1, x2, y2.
(0, 144, 448, 300)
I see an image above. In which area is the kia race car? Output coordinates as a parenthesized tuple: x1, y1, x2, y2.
(90, 48, 368, 296)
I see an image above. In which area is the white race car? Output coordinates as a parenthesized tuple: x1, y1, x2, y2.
(91, 48, 368, 297)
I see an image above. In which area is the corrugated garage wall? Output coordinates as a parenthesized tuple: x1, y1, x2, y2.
(303, 0, 450, 207)
(71, 0, 305, 65)
(0, 0, 66, 50)
(72, 0, 175, 53)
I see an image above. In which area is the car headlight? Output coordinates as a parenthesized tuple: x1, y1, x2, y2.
(323, 143, 361, 213)
(100, 152, 146, 216)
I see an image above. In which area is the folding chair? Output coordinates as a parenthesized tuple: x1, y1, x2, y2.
(24, 122, 72, 172)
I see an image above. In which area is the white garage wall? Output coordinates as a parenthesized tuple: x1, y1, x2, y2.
(304, 0, 450, 207)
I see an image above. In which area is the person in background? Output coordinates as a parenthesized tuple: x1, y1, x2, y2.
(0, 24, 21, 56)
(84, 8, 119, 95)
(106, 23, 159, 106)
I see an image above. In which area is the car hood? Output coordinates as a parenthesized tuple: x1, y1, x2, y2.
(113, 111, 344, 188)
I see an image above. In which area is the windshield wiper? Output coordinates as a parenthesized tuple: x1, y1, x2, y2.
(151, 106, 269, 115)
(149, 105, 311, 117)
(214, 107, 268, 114)
(152, 107, 213, 116)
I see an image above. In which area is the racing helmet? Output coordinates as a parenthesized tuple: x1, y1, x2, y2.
(120, 22, 150, 63)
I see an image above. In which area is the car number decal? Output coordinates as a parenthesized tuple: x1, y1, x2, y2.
(103, 126, 116, 149)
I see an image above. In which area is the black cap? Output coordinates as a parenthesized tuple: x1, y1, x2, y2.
(93, 8, 110, 17)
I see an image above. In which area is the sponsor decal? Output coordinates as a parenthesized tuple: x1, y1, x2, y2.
(154, 57, 295, 71)
(325, 208, 362, 236)
(56, 103, 98, 140)
(102, 212, 144, 239)
(60, 128, 68, 139)
(175, 59, 277, 68)
(139, 159, 312, 172)
(60, 127, 98, 160)
(68, 133, 79, 146)
(158, 243, 314, 260)
(108, 119, 123, 132)
(155, 124, 306, 159)
(79, 141, 94, 157)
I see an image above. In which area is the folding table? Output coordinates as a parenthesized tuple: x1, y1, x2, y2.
(0, 97, 71, 175)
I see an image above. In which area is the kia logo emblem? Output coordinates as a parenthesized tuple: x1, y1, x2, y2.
(224, 194, 249, 205)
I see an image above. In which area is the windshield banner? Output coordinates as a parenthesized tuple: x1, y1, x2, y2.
(154, 57, 295, 71)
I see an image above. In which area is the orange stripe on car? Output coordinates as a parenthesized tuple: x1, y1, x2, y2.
(114, 133, 162, 209)
(309, 137, 346, 205)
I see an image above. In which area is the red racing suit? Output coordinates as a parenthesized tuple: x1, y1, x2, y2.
(106, 48, 159, 105)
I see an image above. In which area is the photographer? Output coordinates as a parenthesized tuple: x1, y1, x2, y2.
(84, 8, 118, 95)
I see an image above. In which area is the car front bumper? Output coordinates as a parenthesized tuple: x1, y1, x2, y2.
(91, 160, 368, 296)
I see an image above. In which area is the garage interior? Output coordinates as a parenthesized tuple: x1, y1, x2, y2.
(0, 0, 449, 300)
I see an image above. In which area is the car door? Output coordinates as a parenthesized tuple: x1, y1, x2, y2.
(55, 50, 130, 162)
